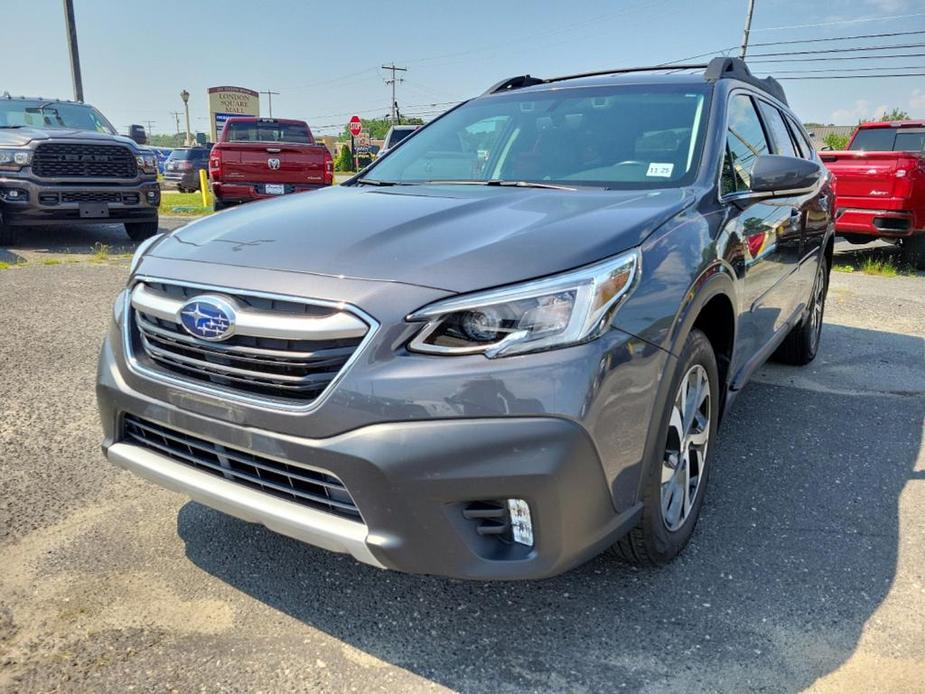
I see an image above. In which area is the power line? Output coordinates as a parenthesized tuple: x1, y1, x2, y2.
(748, 42, 925, 58)
(381, 63, 407, 124)
(769, 65, 925, 74)
(748, 29, 925, 48)
(751, 12, 925, 32)
(749, 52, 925, 64)
(776, 72, 925, 80)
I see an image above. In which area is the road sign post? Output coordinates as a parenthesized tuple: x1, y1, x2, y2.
(348, 115, 362, 172)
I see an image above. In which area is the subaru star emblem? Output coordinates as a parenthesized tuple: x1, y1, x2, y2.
(178, 296, 236, 341)
(267, 158, 281, 170)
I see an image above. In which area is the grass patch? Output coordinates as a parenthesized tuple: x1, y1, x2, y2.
(92, 242, 110, 262)
(0, 261, 11, 270)
(42, 259, 62, 266)
(159, 190, 213, 217)
(832, 249, 915, 277)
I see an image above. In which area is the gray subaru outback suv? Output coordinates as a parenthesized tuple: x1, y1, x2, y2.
(97, 58, 834, 579)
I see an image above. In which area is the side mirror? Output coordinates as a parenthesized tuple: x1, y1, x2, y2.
(750, 154, 822, 195)
(128, 124, 147, 145)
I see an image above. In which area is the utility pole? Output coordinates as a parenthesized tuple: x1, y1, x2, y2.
(381, 63, 407, 124)
(740, 0, 756, 59)
(260, 90, 280, 118)
(62, 0, 84, 101)
(143, 120, 156, 136)
(169, 111, 182, 136)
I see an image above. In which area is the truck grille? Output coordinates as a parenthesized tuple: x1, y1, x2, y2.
(33, 142, 138, 178)
(128, 281, 372, 408)
(122, 415, 362, 520)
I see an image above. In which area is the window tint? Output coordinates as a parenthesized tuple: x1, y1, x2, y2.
(849, 128, 896, 151)
(225, 121, 311, 143)
(757, 101, 796, 157)
(721, 94, 769, 195)
(894, 130, 925, 151)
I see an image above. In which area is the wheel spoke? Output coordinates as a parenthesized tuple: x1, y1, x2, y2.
(688, 428, 709, 447)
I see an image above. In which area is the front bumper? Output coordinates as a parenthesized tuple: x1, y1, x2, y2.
(0, 175, 159, 225)
(98, 336, 642, 580)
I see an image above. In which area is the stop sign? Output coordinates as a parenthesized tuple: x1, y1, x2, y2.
(348, 115, 362, 137)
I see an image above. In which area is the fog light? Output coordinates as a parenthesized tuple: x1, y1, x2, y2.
(0, 188, 28, 202)
(507, 498, 534, 547)
(146, 190, 157, 200)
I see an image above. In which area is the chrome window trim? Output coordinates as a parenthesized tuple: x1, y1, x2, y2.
(122, 275, 380, 414)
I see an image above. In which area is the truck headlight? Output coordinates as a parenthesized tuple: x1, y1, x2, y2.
(0, 149, 32, 170)
(135, 153, 157, 174)
(407, 249, 639, 358)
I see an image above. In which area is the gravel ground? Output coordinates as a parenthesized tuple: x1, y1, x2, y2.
(0, 233, 923, 692)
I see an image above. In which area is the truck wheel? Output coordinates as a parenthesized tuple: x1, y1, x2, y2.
(213, 198, 227, 211)
(900, 234, 925, 270)
(774, 259, 828, 366)
(0, 220, 17, 246)
(611, 329, 719, 565)
(124, 220, 159, 242)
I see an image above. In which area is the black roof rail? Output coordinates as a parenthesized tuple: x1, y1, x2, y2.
(482, 57, 787, 105)
(704, 57, 788, 105)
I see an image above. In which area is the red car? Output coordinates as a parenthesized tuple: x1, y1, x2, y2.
(820, 120, 925, 268)
(209, 117, 333, 210)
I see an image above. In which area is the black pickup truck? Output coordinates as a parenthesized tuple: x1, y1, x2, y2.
(0, 96, 160, 245)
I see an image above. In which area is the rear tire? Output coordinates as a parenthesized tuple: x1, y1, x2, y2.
(900, 234, 925, 270)
(213, 198, 227, 211)
(774, 259, 828, 366)
(124, 219, 159, 243)
(611, 329, 719, 566)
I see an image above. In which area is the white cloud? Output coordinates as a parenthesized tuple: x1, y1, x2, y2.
(830, 99, 890, 125)
(909, 90, 925, 117)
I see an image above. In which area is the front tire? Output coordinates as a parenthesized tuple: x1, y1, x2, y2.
(0, 219, 16, 246)
(612, 329, 719, 565)
(124, 219, 159, 242)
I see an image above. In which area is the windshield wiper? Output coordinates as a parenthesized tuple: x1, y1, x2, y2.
(0, 125, 23, 129)
(426, 179, 576, 191)
(353, 178, 411, 187)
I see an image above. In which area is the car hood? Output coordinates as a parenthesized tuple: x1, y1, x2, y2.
(151, 184, 694, 293)
(0, 126, 139, 149)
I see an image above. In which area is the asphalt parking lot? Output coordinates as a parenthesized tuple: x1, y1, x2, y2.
(1, 223, 923, 692)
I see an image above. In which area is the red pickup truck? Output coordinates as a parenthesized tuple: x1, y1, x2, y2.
(820, 120, 925, 268)
(209, 117, 332, 210)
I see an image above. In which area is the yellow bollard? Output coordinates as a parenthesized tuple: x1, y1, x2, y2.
(199, 168, 209, 208)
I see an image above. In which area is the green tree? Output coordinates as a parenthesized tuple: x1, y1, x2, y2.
(823, 132, 849, 150)
(867, 107, 910, 123)
(336, 117, 424, 142)
(148, 133, 186, 147)
(334, 144, 354, 172)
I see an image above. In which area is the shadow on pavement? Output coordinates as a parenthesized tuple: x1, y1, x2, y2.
(178, 324, 924, 691)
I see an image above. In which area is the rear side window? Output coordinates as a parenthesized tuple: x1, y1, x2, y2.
(721, 94, 769, 195)
(849, 129, 896, 151)
(225, 121, 312, 143)
(894, 130, 925, 151)
(757, 101, 797, 157)
(785, 115, 814, 159)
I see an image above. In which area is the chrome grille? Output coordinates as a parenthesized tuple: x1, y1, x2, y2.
(122, 415, 362, 520)
(128, 281, 372, 407)
(33, 142, 137, 178)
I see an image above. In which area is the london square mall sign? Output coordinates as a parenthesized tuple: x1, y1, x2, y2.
(208, 86, 260, 141)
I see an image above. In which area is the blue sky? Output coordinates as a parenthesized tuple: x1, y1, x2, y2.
(7, 0, 925, 137)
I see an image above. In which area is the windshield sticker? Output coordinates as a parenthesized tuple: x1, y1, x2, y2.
(646, 163, 674, 178)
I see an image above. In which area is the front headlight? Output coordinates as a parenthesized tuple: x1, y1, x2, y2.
(0, 149, 32, 170)
(407, 249, 639, 358)
(129, 233, 164, 273)
(135, 153, 157, 173)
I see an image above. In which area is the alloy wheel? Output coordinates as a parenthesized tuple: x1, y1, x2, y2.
(808, 265, 826, 353)
(661, 364, 711, 532)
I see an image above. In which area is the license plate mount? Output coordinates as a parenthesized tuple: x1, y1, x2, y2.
(79, 202, 110, 218)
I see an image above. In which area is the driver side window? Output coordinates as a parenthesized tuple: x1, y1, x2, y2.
(721, 94, 769, 195)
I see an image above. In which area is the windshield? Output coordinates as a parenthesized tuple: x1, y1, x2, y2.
(225, 120, 312, 143)
(363, 84, 710, 188)
(0, 99, 115, 133)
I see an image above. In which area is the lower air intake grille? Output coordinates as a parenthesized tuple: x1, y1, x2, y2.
(122, 415, 362, 521)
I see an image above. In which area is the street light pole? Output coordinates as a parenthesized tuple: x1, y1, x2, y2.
(62, 0, 84, 102)
(180, 90, 191, 146)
